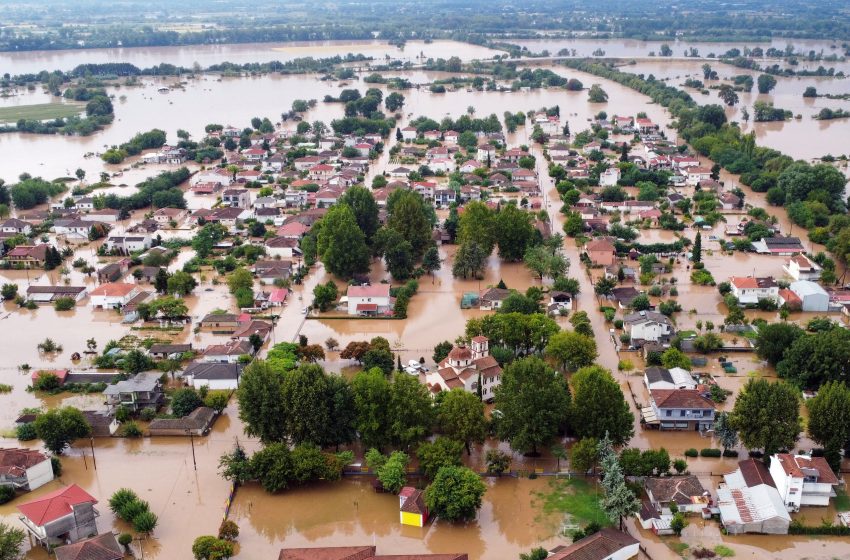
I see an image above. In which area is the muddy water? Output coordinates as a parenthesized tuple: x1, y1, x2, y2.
(0, 40, 502, 76)
(229, 476, 564, 560)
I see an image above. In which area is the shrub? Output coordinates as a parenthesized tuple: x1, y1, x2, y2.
(700, 448, 722, 458)
(714, 545, 735, 557)
(109, 488, 140, 516)
(16, 423, 37, 441)
(118, 533, 133, 548)
(0, 485, 16, 504)
(121, 421, 143, 438)
(115, 405, 131, 423)
(132, 510, 158, 533)
(139, 408, 157, 422)
(53, 297, 76, 311)
(51, 456, 62, 476)
(692, 547, 717, 558)
(32, 373, 61, 392)
(684, 448, 698, 457)
(218, 519, 239, 541)
(722, 449, 739, 458)
(673, 458, 687, 473)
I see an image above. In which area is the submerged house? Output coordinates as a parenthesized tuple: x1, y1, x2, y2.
(103, 371, 163, 412)
(17, 484, 99, 547)
(0, 448, 54, 491)
(399, 486, 428, 527)
(717, 458, 791, 535)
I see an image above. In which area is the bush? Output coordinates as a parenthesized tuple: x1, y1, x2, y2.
(700, 448, 722, 457)
(53, 297, 76, 311)
(139, 408, 157, 422)
(714, 545, 735, 557)
(32, 373, 61, 392)
(0, 485, 16, 504)
(109, 488, 140, 516)
(684, 448, 698, 457)
(118, 533, 133, 548)
(121, 421, 143, 438)
(16, 423, 37, 441)
(788, 519, 850, 535)
(218, 519, 239, 541)
(722, 449, 739, 458)
(132, 510, 158, 533)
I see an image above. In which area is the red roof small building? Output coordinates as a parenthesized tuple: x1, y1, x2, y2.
(31, 369, 69, 385)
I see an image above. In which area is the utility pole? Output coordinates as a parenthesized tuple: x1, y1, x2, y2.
(89, 438, 97, 470)
(186, 430, 197, 470)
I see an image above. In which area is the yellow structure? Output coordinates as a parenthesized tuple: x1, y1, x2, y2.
(399, 486, 428, 527)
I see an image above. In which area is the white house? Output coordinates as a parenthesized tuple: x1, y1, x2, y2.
(623, 311, 674, 346)
(599, 167, 621, 187)
(89, 283, 140, 309)
(264, 236, 301, 259)
(0, 218, 33, 236)
(783, 254, 822, 281)
(400, 126, 417, 141)
(183, 362, 243, 390)
(424, 337, 502, 401)
(346, 284, 392, 316)
(0, 448, 54, 491)
(686, 166, 712, 186)
(104, 235, 151, 253)
(202, 340, 253, 364)
(718, 458, 791, 535)
(788, 280, 829, 312)
(644, 366, 697, 391)
(729, 276, 779, 305)
(768, 453, 840, 511)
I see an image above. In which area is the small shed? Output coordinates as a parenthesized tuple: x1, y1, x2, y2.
(399, 486, 428, 527)
(461, 292, 480, 309)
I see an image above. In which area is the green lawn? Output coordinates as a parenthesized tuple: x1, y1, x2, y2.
(0, 102, 84, 123)
(534, 477, 609, 528)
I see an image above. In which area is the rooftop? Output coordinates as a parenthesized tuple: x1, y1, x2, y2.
(17, 484, 97, 526)
(546, 528, 638, 560)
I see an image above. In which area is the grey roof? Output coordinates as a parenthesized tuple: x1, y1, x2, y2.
(789, 280, 828, 297)
(624, 311, 673, 326)
(764, 236, 803, 247)
(645, 366, 673, 385)
(103, 371, 161, 395)
(184, 362, 243, 381)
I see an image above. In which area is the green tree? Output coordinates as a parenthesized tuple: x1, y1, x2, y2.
(495, 357, 570, 455)
(352, 368, 391, 449)
(386, 189, 434, 259)
(249, 443, 293, 492)
(424, 466, 487, 522)
(374, 227, 415, 280)
(757, 74, 777, 94)
(312, 281, 339, 311)
(338, 186, 380, 244)
(776, 328, 850, 388)
(422, 245, 441, 278)
(167, 270, 197, 296)
(376, 450, 409, 493)
(545, 331, 598, 372)
(587, 84, 608, 103)
(806, 381, 850, 472)
(385, 92, 405, 112)
(154, 268, 169, 294)
(570, 366, 634, 445)
(458, 201, 496, 256)
(171, 388, 203, 417)
(192, 535, 235, 560)
(755, 322, 804, 366)
(0, 522, 25, 560)
(317, 204, 370, 278)
(432, 340, 453, 364)
(692, 232, 702, 263)
(417, 437, 463, 479)
(452, 241, 487, 279)
(670, 512, 688, 536)
(227, 267, 254, 294)
(495, 204, 534, 261)
(34, 407, 92, 454)
(714, 411, 738, 453)
(661, 348, 692, 370)
(729, 378, 801, 455)
(438, 388, 487, 454)
(570, 437, 599, 474)
(192, 222, 226, 258)
(0, 284, 18, 301)
(389, 373, 434, 449)
(236, 361, 287, 444)
(597, 436, 640, 530)
(280, 364, 331, 446)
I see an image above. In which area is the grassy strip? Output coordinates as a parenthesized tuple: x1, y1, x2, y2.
(0, 102, 84, 123)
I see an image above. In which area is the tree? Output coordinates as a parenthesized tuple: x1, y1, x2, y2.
(755, 322, 804, 366)
(520, 548, 549, 560)
(661, 348, 692, 370)
(389, 373, 434, 449)
(171, 388, 203, 417)
(0, 521, 24, 560)
(352, 368, 391, 449)
(34, 407, 92, 454)
(340, 341, 371, 363)
(386, 189, 433, 259)
(495, 204, 534, 261)
(806, 381, 850, 472)
(280, 364, 331, 445)
(438, 388, 487, 454)
(452, 241, 487, 279)
(776, 328, 850, 388)
(570, 437, 598, 474)
(0, 284, 17, 301)
(570, 366, 633, 445)
(670, 512, 688, 536)
(192, 535, 235, 560)
(338, 186, 380, 244)
(227, 267, 254, 294)
(374, 227, 415, 280)
(422, 245, 441, 278)
(417, 437, 463, 479)
(250, 443, 293, 492)
(713, 411, 738, 453)
(692, 232, 702, 263)
(594, 277, 616, 298)
(495, 357, 570, 455)
(424, 466, 487, 522)
(165, 270, 197, 296)
(729, 378, 801, 455)
(587, 84, 608, 103)
(385, 92, 405, 112)
(154, 268, 169, 294)
(317, 204, 370, 278)
(192, 222, 226, 258)
(375, 450, 409, 493)
(717, 84, 739, 106)
(433, 341, 453, 364)
(757, 74, 777, 94)
(545, 331, 597, 372)
(458, 201, 496, 255)
(312, 280, 339, 311)
(597, 436, 640, 529)
(237, 361, 287, 444)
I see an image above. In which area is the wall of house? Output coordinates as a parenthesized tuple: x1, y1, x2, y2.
(191, 378, 239, 391)
(25, 459, 54, 491)
(400, 511, 423, 527)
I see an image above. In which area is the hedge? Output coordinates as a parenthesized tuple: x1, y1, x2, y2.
(789, 520, 850, 536)
(700, 448, 722, 457)
(684, 448, 698, 457)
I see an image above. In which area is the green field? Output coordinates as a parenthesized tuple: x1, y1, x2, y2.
(534, 477, 609, 528)
(0, 102, 84, 123)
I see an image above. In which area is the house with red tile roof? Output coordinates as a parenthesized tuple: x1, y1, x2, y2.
(54, 533, 123, 560)
(89, 283, 140, 309)
(17, 484, 99, 547)
(0, 448, 54, 491)
(647, 389, 715, 431)
(279, 545, 467, 560)
(346, 284, 392, 316)
(769, 453, 840, 510)
(424, 337, 502, 401)
(545, 528, 639, 560)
